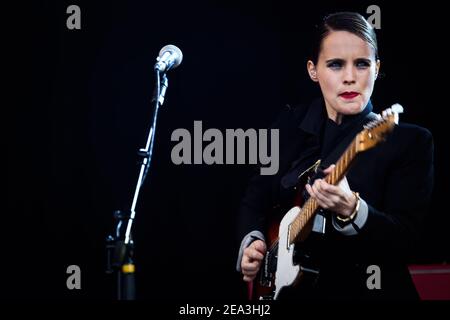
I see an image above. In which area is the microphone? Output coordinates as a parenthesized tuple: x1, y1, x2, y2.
(154, 45, 183, 72)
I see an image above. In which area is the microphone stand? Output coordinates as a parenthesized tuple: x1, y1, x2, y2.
(106, 69, 169, 300)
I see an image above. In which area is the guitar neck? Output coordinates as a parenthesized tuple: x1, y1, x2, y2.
(288, 139, 358, 245)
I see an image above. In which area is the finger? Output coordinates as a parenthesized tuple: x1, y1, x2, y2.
(241, 258, 259, 270)
(312, 182, 333, 208)
(317, 191, 347, 211)
(312, 180, 325, 198)
(242, 261, 261, 273)
(323, 164, 336, 174)
(315, 178, 332, 194)
(242, 252, 262, 268)
(251, 240, 267, 254)
(250, 250, 264, 261)
(318, 181, 349, 211)
(244, 247, 264, 262)
(318, 179, 332, 192)
(319, 179, 343, 194)
(320, 179, 344, 195)
(306, 184, 321, 204)
(242, 254, 250, 267)
(243, 275, 256, 282)
(305, 183, 313, 196)
(242, 266, 259, 276)
(319, 180, 343, 200)
(309, 182, 325, 206)
(313, 179, 323, 193)
(242, 263, 260, 273)
(322, 182, 351, 205)
(315, 193, 332, 209)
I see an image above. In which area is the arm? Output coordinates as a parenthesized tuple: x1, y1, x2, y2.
(307, 126, 434, 260)
(235, 105, 298, 278)
(357, 127, 434, 258)
(235, 170, 272, 279)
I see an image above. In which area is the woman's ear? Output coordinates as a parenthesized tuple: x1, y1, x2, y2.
(375, 59, 381, 79)
(307, 60, 318, 82)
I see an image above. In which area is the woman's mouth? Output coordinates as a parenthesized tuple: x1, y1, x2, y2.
(339, 92, 359, 99)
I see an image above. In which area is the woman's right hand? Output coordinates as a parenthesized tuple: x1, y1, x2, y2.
(241, 240, 267, 282)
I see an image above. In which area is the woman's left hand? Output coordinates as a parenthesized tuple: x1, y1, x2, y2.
(305, 164, 357, 218)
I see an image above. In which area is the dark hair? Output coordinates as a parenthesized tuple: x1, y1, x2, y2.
(310, 12, 378, 64)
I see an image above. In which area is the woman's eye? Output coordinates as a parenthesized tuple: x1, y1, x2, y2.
(356, 60, 371, 68)
(327, 61, 342, 69)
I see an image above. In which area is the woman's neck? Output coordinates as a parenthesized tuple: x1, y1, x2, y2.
(326, 107, 342, 125)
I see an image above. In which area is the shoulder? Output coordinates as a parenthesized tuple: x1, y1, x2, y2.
(385, 122, 434, 160)
(269, 103, 310, 130)
(392, 122, 433, 145)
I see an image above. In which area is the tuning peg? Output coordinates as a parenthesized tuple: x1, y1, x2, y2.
(391, 103, 404, 114)
(391, 103, 403, 124)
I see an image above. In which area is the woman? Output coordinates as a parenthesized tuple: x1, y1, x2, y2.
(236, 11, 434, 299)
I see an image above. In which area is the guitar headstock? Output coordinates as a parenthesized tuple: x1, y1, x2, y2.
(355, 103, 403, 153)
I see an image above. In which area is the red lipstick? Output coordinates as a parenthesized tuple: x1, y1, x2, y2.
(339, 91, 359, 99)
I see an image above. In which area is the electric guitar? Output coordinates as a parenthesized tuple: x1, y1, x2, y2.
(252, 104, 404, 300)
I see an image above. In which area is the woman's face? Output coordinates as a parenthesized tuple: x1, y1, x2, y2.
(307, 30, 380, 123)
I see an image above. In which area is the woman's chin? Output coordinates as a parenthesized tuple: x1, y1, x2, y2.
(336, 101, 364, 115)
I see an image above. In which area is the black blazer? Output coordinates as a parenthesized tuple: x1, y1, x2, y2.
(237, 98, 434, 299)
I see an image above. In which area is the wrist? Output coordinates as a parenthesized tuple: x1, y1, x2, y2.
(336, 192, 360, 223)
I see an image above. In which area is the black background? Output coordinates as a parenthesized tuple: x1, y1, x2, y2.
(7, 0, 449, 300)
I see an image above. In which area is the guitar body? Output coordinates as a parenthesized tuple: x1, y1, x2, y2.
(252, 202, 320, 300)
(273, 206, 302, 299)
